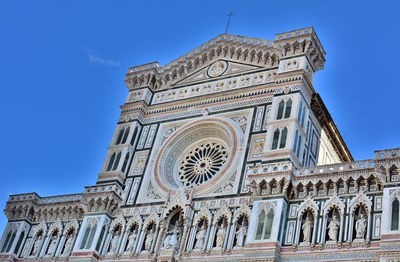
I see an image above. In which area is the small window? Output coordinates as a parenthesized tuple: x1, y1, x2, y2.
(297, 101, 303, 121)
(284, 99, 292, 118)
(279, 127, 287, 148)
(296, 136, 302, 158)
(392, 199, 399, 231)
(300, 107, 306, 127)
(121, 153, 130, 173)
(122, 127, 130, 144)
(272, 129, 280, 150)
(277, 100, 284, 120)
(112, 152, 121, 171)
(293, 130, 298, 153)
(107, 153, 116, 172)
(116, 128, 124, 145)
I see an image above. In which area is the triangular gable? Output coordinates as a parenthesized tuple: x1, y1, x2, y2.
(173, 59, 263, 86)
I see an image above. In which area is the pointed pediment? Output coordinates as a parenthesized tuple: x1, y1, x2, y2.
(172, 59, 263, 86)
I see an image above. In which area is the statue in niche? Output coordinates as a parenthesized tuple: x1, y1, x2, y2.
(327, 213, 340, 242)
(169, 229, 178, 249)
(355, 213, 367, 240)
(46, 235, 57, 255)
(126, 231, 137, 252)
(109, 231, 120, 254)
(63, 234, 73, 255)
(194, 224, 207, 250)
(302, 215, 313, 243)
(32, 235, 42, 256)
(216, 224, 226, 248)
(162, 233, 171, 249)
(144, 230, 154, 251)
(235, 225, 247, 247)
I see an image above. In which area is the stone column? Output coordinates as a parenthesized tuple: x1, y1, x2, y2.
(51, 235, 62, 257)
(311, 216, 318, 244)
(339, 215, 344, 243)
(366, 212, 371, 241)
(39, 236, 49, 257)
(102, 231, 112, 255)
(320, 216, 327, 244)
(132, 224, 143, 255)
(90, 216, 107, 251)
(187, 226, 196, 252)
(295, 217, 301, 245)
(153, 225, 164, 255)
(223, 221, 232, 250)
(178, 222, 189, 256)
(118, 228, 129, 254)
(55, 235, 66, 256)
(203, 223, 211, 252)
(207, 224, 216, 251)
(227, 222, 237, 250)
(150, 225, 160, 253)
(135, 228, 145, 254)
(348, 213, 354, 242)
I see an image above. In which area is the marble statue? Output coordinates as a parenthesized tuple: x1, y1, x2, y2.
(169, 229, 178, 249)
(32, 235, 42, 256)
(302, 216, 313, 243)
(145, 231, 154, 251)
(110, 233, 120, 253)
(162, 234, 171, 249)
(46, 236, 56, 255)
(355, 213, 367, 239)
(235, 225, 247, 247)
(63, 235, 73, 255)
(126, 232, 137, 252)
(216, 225, 226, 248)
(327, 214, 340, 241)
(194, 225, 206, 250)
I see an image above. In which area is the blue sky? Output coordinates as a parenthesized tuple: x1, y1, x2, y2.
(0, 0, 399, 231)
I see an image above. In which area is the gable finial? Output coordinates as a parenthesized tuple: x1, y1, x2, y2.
(225, 12, 234, 34)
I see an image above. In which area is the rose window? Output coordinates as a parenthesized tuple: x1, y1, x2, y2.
(179, 142, 228, 187)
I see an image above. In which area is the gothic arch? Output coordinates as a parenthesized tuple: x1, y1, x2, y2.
(143, 211, 160, 229)
(349, 192, 372, 214)
(297, 197, 319, 219)
(126, 213, 143, 230)
(322, 196, 345, 216)
(232, 205, 252, 224)
(212, 206, 232, 225)
(33, 221, 48, 238)
(47, 219, 63, 237)
(109, 214, 126, 233)
(193, 207, 212, 227)
(63, 218, 80, 236)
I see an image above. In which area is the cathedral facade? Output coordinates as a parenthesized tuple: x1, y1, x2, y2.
(1, 27, 400, 262)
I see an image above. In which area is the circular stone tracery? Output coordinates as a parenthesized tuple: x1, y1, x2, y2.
(179, 142, 228, 187)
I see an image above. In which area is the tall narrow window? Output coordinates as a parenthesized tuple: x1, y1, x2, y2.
(14, 232, 24, 255)
(113, 152, 121, 171)
(121, 153, 130, 173)
(279, 127, 287, 148)
(277, 100, 284, 120)
(1, 231, 11, 252)
(284, 99, 292, 118)
(122, 127, 130, 144)
(392, 199, 399, 231)
(80, 226, 90, 249)
(272, 129, 280, 150)
(297, 101, 303, 121)
(130, 127, 138, 146)
(95, 226, 106, 251)
(264, 209, 274, 239)
(296, 136, 302, 158)
(255, 210, 265, 240)
(293, 130, 298, 153)
(300, 107, 306, 128)
(6, 232, 16, 252)
(116, 128, 124, 145)
(86, 223, 97, 249)
(107, 153, 116, 172)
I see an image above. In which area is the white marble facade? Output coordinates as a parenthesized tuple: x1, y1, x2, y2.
(1, 27, 400, 262)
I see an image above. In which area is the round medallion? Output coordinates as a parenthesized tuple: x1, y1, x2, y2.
(207, 61, 228, 78)
(179, 142, 228, 187)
